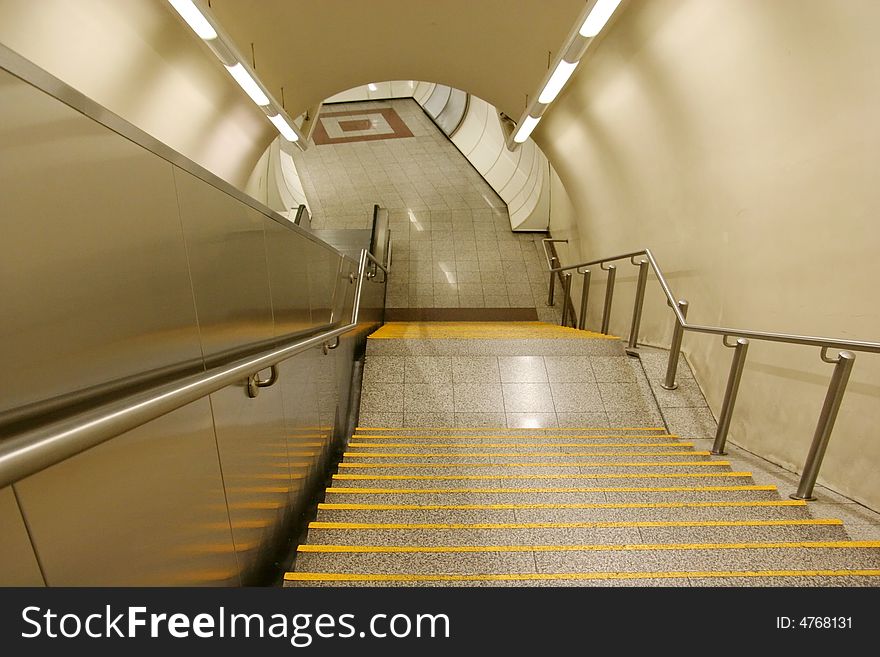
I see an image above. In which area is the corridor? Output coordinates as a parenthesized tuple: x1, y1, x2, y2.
(294, 99, 556, 318)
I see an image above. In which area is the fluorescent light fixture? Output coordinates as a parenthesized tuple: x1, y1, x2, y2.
(268, 114, 298, 142)
(368, 83, 378, 92)
(538, 59, 579, 104)
(225, 63, 270, 106)
(579, 0, 623, 37)
(167, 0, 217, 40)
(513, 115, 541, 143)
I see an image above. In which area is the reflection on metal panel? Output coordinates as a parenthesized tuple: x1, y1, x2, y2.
(174, 169, 275, 360)
(0, 55, 385, 586)
(0, 487, 43, 585)
(15, 400, 238, 586)
(0, 70, 203, 415)
(209, 382, 289, 584)
(264, 219, 314, 338)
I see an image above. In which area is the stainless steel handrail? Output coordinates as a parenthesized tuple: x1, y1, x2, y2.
(0, 250, 388, 489)
(541, 239, 880, 354)
(541, 238, 879, 500)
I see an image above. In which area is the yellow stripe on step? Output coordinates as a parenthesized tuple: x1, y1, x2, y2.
(342, 451, 706, 458)
(325, 485, 776, 494)
(355, 427, 668, 432)
(367, 322, 618, 340)
(308, 519, 840, 530)
(337, 461, 729, 469)
(354, 433, 674, 439)
(333, 471, 748, 481)
(284, 569, 880, 583)
(347, 442, 690, 448)
(318, 499, 802, 510)
(297, 540, 880, 554)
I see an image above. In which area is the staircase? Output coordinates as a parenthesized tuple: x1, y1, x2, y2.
(285, 322, 880, 586)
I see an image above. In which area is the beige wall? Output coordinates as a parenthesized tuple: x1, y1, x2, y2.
(0, 0, 274, 188)
(536, 0, 880, 509)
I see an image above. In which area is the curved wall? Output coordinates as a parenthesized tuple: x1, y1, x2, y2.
(536, 0, 880, 509)
(292, 81, 551, 231)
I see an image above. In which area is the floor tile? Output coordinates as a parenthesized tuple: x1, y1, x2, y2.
(404, 383, 454, 413)
(454, 383, 505, 412)
(550, 382, 604, 413)
(502, 383, 555, 413)
(403, 356, 452, 383)
(498, 356, 549, 383)
(543, 356, 595, 382)
(506, 413, 559, 428)
(452, 356, 500, 383)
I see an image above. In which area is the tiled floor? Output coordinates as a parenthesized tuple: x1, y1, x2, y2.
(359, 333, 662, 430)
(293, 98, 559, 318)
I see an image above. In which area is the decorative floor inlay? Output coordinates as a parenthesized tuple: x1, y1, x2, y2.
(313, 107, 414, 145)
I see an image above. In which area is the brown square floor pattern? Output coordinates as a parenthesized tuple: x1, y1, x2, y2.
(313, 107, 414, 145)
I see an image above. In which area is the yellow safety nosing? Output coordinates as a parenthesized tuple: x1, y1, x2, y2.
(307, 519, 841, 531)
(347, 442, 690, 448)
(317, 499, 803, 510)
(366, 322, 619, 340)
(333, 471, 749, 481)
(297, 540, 880, 554)
(353, 432, 672, 437)
(284, 569, 880, 582)
(355, 427, 668, 431)
(337, 461, 729, 469)
(325, 484, 776, 494)
(342, 451, 706, 458)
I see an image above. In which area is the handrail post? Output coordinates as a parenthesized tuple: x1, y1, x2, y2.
(560, 273, 573, 327)
(712, 338, 749, 455)
(625, 259, 649, 355)
(790, 351, 856, 501)
(600, 264, 616, 334)
(548, 256, 558, 306)
(577, 269, 591, 330)
(661, 299, 689, 390)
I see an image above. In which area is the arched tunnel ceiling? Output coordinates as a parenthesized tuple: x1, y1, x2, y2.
(208, 0, 585, 119)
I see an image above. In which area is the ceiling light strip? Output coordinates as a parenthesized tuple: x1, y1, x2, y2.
(166, 0, 304, 146)
(506, 0, 623, 149)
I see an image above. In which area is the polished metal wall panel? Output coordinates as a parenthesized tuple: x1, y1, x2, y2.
(208, 381, 289, 584)
(0, 486, 43, 585)
(174, 168, 275, 360)
(14, 400, 238, 586)
(276, 349, 327, 507)
(264, 218, 316, 337)
(0, 70, 203, 414)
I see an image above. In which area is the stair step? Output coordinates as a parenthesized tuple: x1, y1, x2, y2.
(284, 569, 880, 587)
(354, 428, 669, 435)
(341, 452, 711, 464)
(366, 338, 623, 356)
(368, 322, 616, 341)
(292, 541, 880, 576)
(304, 519, 848, 546)
(332, 471, 751, 489)
(347, 441, 686, 450)
(335, 462, 729, 477)
(314, 500, 812, 524)
(324, 484, 783, 505)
